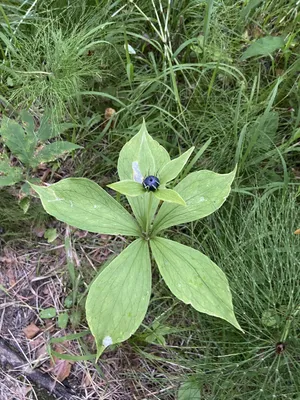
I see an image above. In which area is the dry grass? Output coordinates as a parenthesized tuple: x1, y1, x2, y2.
(0, 228, 185, 400)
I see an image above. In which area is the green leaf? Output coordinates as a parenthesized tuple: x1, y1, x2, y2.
(0, 154, 22, 186)
(44, 228, 58, 243)
(261, 310, 280, 328)
(57, 313, 69, 329)
(159, 147, 194, 184)
(117, 120, 170, 229)
(20, 110, 36, 142)
(241, 36, 285, 60)
(19, 197, 30, 214)
(7, 77, 14, 87)
(118, 120, 170, 180)
(153, 168, 236, 233)
(38, 111, 78, 141)
(107, 180, 145, 197)
(150, 237, 242, 331)
(86, 239, 151, 359)
(34, 141, 82, 166)
(153, 188, 186, 206)
(40, 307, 56, 319)
(178, 380, 201, 400)
(30, 178, 140, 236)
(240, 0, 263, 18)
(0, 116, 36, 165)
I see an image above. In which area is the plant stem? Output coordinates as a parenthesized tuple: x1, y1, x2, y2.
(281, 306, 299, 342)
(145, 192, 153, 237)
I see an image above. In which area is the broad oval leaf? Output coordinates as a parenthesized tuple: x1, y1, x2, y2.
(30, 178, 140, 236)
(153, 168, 236, 233)
(117, 120, 170, 229)
(118, 120, 170, 181)
(241, 36, 285, 60)
(107, 180, 145, 197)
(0, 155, 22, 186)
(154, 188, 186, 206)
(151, 237, 242, 331)
(86, 239, 151, 359)
(158, 146, 194, 184)
(0, 116, 36, 166)
(40, 307, 56, 319)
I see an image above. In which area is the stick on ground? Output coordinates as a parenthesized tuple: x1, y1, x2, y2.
(0, 337, 78, 400)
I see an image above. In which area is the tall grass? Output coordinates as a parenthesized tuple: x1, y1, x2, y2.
(132, 192, 299, 399)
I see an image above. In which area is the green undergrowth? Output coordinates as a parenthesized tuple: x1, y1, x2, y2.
(0, 0, 299, 398)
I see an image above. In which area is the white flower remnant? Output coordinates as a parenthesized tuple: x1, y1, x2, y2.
(132, 161, 143, 183)
(102, 335, 113, 348)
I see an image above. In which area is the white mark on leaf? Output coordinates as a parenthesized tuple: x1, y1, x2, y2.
(69, 201, 73, 208)
(47, 197, 64, 202)
(199, 197, 206, 202)
(102, 336, 113, 348)
(94, 205, 97, 208)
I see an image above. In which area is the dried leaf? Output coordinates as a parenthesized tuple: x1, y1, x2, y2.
(23, 322, 40, 339)
(35, 343, 48, 359)
(52, 359, 72, 382)
(104, 108, 116, 120)
(294, 228, 300, 235)
(51, 344, 73, 382)
(33, 224, 46, 238)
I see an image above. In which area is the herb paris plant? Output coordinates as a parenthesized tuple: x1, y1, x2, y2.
(30, 121, 242, 358)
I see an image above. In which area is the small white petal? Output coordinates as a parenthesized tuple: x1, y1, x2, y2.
(132, 161, 143, 183)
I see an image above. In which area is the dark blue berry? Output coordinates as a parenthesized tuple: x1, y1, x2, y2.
(142, 175, 160, 191)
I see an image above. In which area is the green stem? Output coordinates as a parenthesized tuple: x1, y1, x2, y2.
(145, 192, 153, 237)
(281, 306, 299, 342)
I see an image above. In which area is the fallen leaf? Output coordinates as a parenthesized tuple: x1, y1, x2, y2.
(33, 224, 46, 238)
(52, 359, 72, 382)
(50, 343, 73, 382)
(23, 322, 40, 339)
(29, 337, 48, 359)
(36, 343, 48, 359)
(44, 319, 56, 333)
(294, 228, 300, 235)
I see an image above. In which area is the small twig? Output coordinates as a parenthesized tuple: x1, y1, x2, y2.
(0, 338, 77, 399)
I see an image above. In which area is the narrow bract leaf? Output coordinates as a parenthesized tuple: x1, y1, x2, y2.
(117, 120, 170, 229)
(107, 180, 145, 197)
(151, 237, 242, 331)
(154, 188, 186, 206)
(30, 178, 140, 236)
(153, 168, 236, 233)
(241, 36, 285, 60)
(34, 141, 82, 165)
(86, 239, 151, 359)
(159, 147, 194, 184)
